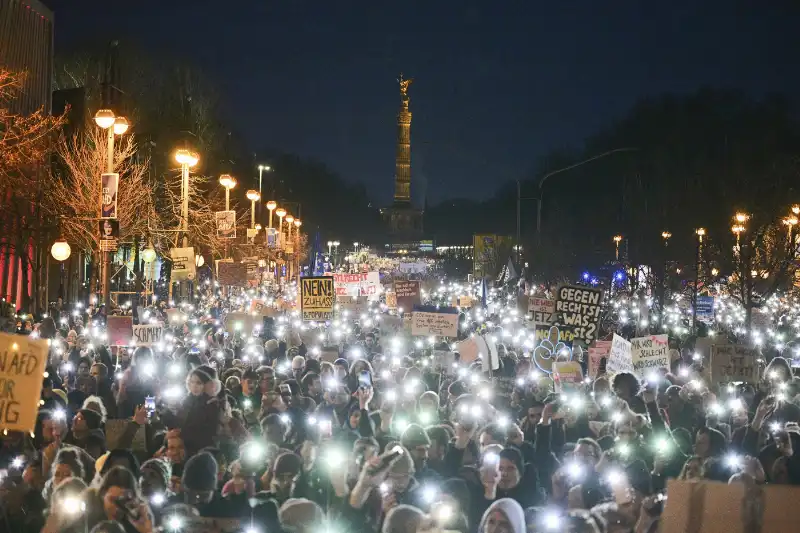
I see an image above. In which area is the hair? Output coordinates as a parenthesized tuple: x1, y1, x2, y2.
(480, 423, 508, 444)
(612, 372, 640, 396)
(576, 438, 602, 461)
(90, 362, 109, 379)
(131, 346, 153, 367)
(50, 476, 88, 505)
(82, 396, 108, 423)
(301, 372, 320, 394)
(53, 446, 86, 481)
(382, 505, 425, 533)
(78, 356, 94, 370)
(697, 426, 727, 457)
(426, 425, 451, 449)
(99, 466, 140, 499)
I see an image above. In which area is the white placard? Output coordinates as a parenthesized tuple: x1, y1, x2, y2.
(411, 311, 459, 338)
(132, 325, 164, 347)
(606, 333, 633, 374)
(631, 334, 670, 378)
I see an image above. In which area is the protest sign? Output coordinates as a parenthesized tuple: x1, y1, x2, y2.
(394, 280, 421, 313)
(554, 285, 603, 343)
(451, 294, 473, 308)
(553, 361, 584, 393)
(301, 276, 335, 322)
(170, 247, 196, 281)
(337, 295, 368, 316)
(528, 297, 555, 325)
(249, 299, 276, 317)
(710, 344, 758, 384)
(385, 291, 397, 309)
(588, 340, 612, 378)
(631, 334, 670, 378)
(533, 324, 574, 344)
(412, 311, 459, 338)
(398, 261, 428, 274)
(217, 262, 248, 287)
(132, 325, 163, 347)
(332, 272, 381, 301)
(215, 210, 236, 239)
(107, 316, 133, 346)
(606, 334, 633, 374)
(696, 295, 715, 323)
(0, 333, 49, 432)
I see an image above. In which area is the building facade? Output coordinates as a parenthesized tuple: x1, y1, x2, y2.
(0, 0, 54, 309)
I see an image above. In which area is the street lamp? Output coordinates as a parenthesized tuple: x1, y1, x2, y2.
(219, 175, 237, 211)
(141, 245, 157, 264)
(267, 201, 278, 229)
(246, 190, 261, 229)
(328, 241, 333, 255)
(612, 235, 623, 261)
(257, 165, 271, 215)
(693, 228, 706, 334)
(50, 239, 71, 262)
(792, 205, 799, 216)
(286, 214, 295, 244)
(275, 208, 286, 247)
(175, 149, 200, 247)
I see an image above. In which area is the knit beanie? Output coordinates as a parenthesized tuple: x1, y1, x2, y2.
(272, 452, 302, 477)
(499, 446, 525, 477)
(401, 424, 432, 449)
(192, 365, 218, 383)
(389, 448, 415, 476)
(141, 458, 172, 489)
(182, 452, 218, 492)
(278, 498, 324, 531)
(79, 409, 103, 431)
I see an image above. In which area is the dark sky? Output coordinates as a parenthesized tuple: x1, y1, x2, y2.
(46, 0, 800, 205)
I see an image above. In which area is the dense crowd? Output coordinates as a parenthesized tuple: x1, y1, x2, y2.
(0, 284, 798, 533)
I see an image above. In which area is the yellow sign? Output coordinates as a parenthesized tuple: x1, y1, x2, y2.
(301, 276, 335, 321)
(0, 333, 49, 432)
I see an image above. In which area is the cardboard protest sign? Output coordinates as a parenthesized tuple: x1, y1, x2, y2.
(337, 295, 368, 316)
(0, 333, 49, 432)
(394, 280, 421, 313)
(528, 297, 555, 326)
(533, 324, 574, 344)
(170, 247, 196, 281)
(606, 334, 633, 374)
(450, 294, 473, 308)
(249, 299, 273, 316)
(710, 344, 758, 384)
(300, 276, 335, 322)
(553, 285, 603, 343)
(132, 325, 163, 347)
(107, 316, 133, 346)
(385, 291, 397, 309)
(588, 340, 612, 378)
(411, 310, 459, 338)
(631, 334, 670, 378)
(553, 361, 584, 393)
(332, 272, 381, 301)
(217, 262, 248, 287)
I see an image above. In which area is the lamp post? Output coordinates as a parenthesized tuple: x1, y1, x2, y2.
(246, 190, 261, 229)
(175, 149, 199, 247)
(266, 201, 278, 229)
(693, 228, 706, 334)
(219, 175, 236, 210)
(328, 241, 333, 256)
(660, 231, 671, 311)
(275, 208, 286, 248)
(257, 165, 271, 220)
(51, 239, 71, 300)
(294, 219, 302, 278)
(613, 235, 623, 262)
(286, 214, 295, 244)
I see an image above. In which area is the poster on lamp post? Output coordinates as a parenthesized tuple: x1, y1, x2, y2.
(215, 211, 236, 239)
(170, 247, 196, 281)
(98, 219, 119, 252)
(101, 173, 119, 219)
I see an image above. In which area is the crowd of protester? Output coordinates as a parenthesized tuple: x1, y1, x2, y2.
(0, 287, 798, 533)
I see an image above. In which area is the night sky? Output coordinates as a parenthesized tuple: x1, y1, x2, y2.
(46, 0, 800, 205)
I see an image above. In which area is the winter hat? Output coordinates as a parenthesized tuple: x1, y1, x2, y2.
(182, 452, 218, 492)
(479, 498, 526, 533)
(78, 409, 103, 431)
(388, 448, 415, 476)
(141, 458, 172, 489)
(499, 446, 525, 477)
(278, 498, 324, 531)
(52, 389, 68, 405)
(401, 424, 432, 449)
(265, 339, 279, 353)
(334, 358, 349, 370)
(191, 365, 218, 383)
(272, 452, 303, 477)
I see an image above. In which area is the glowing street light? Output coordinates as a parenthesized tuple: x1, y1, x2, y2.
(266, 200, 278, 229)
(286, 214, 295, 243)
(613, 235, 623, 261)
(93, 109, 115, 129)
(246, 190, 261, 230)
(275, 207, 287, 247)
(50, 239, 71, 262)
(141, 244, 157, 264)
(175, 149, 199, 247)
(219, 174, 237, 211)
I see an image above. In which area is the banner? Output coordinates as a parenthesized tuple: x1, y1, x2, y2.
(411, 310, 459, 338)
(710, 344, 758, 384)
(170, 247, 196, 282)
(100, 172, 119, 219)
(215, 210, 236, 239)
(332, 272, 381, 301)
(337, 295, 368, 315)
(0, 333, 49, 432)
(132, 325, 164, 347)
(588, 340, 612, 378)
(696, 296, 715, 323)
(528, 297, 555, 326)
(217, 262, 248, 287)
(107, 316, 133, 346)
(631, 334, 670, 377)
(554, 285, 603, 343)
(398, 261, 428, 274)
(301, 276, 335, 321)
(394, 280, 421, 313)
(606, 333, 633, 374)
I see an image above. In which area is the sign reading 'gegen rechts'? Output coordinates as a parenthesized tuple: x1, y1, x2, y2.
(554, 285, 603, 343)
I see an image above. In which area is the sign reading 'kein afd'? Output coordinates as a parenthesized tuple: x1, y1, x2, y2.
(301, 276, 335, 322)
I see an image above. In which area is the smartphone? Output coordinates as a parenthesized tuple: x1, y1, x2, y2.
(358, 371, 372, 389)
(319, 419, 333, 439)
(144, 396, 156, 418)
(279, 383, 292, 396)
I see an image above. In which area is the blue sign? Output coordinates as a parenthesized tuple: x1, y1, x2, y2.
(696, 296, 714, 323)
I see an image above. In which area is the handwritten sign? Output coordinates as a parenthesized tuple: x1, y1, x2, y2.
(529, 297, 555, 326)
(107, 316, 133, 346)
(332, 272, 381, 301)
(301, 277, 335, 322)
(606, 334, 633, 375)
(0, 333, 49, 432)
(385, 291, 397, 309)
(132, 325, 163, 347)
(554, 285, 603, 343)
(394, 280, 421, 313)
(630, 334, 670, 378)
(710, 344, 758, 384)
(411, 311, 459, 338)
(588, 340, 612, 378)
(553, 361, 584, 393)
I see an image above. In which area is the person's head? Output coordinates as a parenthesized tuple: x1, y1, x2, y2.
(593, 376, 611, 396)
(291, 355, 305, 374)
(479, 423, 507, 452)
(72, 409, 103, 434)
(182, 452, 218, 506)
(166, 431, 186, 464)
(261, 413, 289, 446)
(270, 452, 302, 500)
(52, 447, 85, 487)
(324, 382, 350, 406)
(90, 363, 108, 381)
(573, 438, 601, 469)
(385, 447, 415, 494)
(200, 447, 227, 482)
(99, 466, 140, 521)
(348, 403, 363, 430)
(41, 410, 68, 444)
(679, 455, 704, 480)
(139, 458, 171, 497)
(612, 373, 639, 400)
(187, 365, 220, 397)
(101, 449, 140, 478)
(131, 346, 153, 369)
(766, 357, 792, 385)
(257, 366, 276, 394)
(400, 424, 431, 471)
(381, 504, 424, 533)
(526, 401, 545, 427)
(498, 447, 524, 491)
(418, 391, 439, 413)
(241, 369, 258, 396)
(301, 372, 321, 397)
(279, 498, 325, 533)
(77, 356, 93, 377)
(479, 498, 525, 533)
(333, 358, 349, 380)
(425, 426, 451, 463)
(694, 426, 726, 459)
